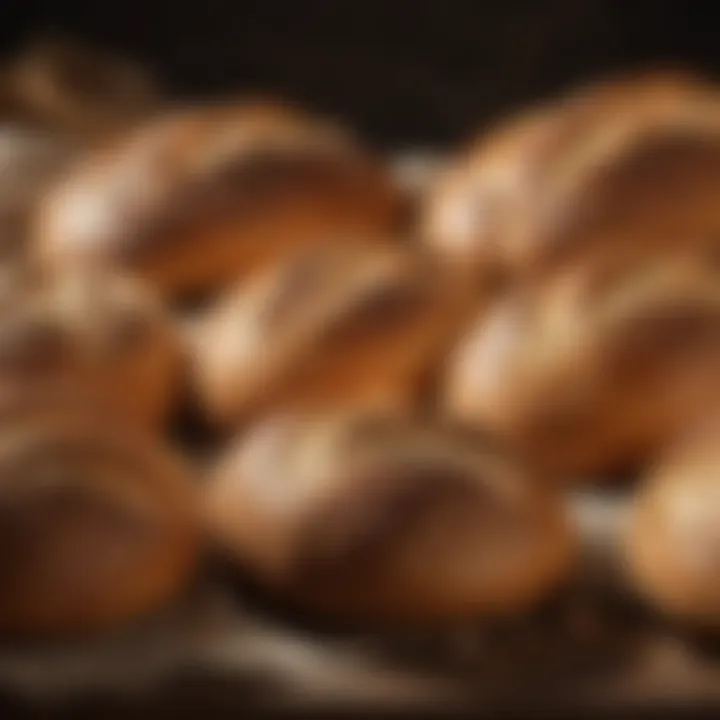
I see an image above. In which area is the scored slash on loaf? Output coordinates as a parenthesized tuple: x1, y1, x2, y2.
(2, 37, 720, 714)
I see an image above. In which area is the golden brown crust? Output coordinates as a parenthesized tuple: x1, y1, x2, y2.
(191, 243, 473, 428)
(0, 266, 181, 429)
(421, 104, 560, 281)
(528, 98, 720, 275)
(422, 71, 720, 283)
(205, 411, 576, 623)
(625, 418, 720, 625)
(0, 405, 200, 637)
(443, 251, 720, 480)
(35, 102, 404, 297)
(1, 36, 160, 138)
(0, 125, 77, 258)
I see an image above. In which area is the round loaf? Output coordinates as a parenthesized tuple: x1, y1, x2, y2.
(444, 251, 720, 479)
(191, 242, 471, 428)
(205, 411, 577, 623)
(1, 36, 159, 138)
(35, 102, 403, 298)
(625, 418, 720, 626)
(422, 71, 720, 283)
(0, 403, 200, 637)
(0, 266, 181, 429)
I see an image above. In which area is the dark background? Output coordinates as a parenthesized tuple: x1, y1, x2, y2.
(1, 0, 717, 147)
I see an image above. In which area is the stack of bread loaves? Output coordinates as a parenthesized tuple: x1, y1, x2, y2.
(0, 36, 718, 645)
